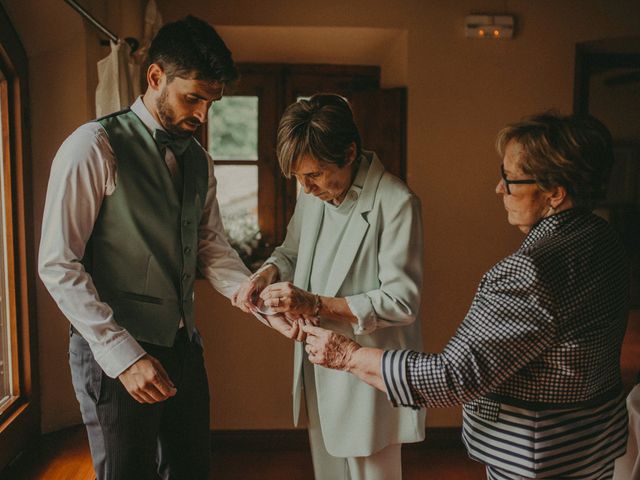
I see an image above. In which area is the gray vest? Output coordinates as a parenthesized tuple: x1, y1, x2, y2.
(82, 109, 209, 346)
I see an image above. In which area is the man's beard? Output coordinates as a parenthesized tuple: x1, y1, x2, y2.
(156, 87, 198, 138)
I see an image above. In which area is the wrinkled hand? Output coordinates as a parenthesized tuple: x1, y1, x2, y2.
(260, 282, 316, 316)
(267, 313, 318, 342)
(118, 354, 176, 403)
(302, 325, 361, 371)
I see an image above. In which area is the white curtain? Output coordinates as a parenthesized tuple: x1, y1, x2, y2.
(95, 0, 163, 117)
(95, 40, 138, 117)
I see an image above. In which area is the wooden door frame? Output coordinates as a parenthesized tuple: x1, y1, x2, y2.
(200, 63, 385, 252)
(573, 44, 640, 114)
(0, 3, 39, 472)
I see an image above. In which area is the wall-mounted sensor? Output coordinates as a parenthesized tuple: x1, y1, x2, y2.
(465, 15, 515, 39)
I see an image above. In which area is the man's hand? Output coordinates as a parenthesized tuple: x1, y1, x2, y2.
(232, 264, 279, 313)
(118, 354, 177, 403)
(266, 313, 317, 342)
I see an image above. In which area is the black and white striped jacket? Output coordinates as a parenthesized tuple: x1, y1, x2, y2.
(383, 208, 629, 478)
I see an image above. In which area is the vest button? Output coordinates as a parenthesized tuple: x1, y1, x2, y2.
(183, 273, 191, 280)
(184, 247, 192, 254)
(183, 219, 192, 226)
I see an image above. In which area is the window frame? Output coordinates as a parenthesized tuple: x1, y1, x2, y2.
(0, 4, 39, 472)
(204, 66, 283, 259)
(201, 63, 381, 264)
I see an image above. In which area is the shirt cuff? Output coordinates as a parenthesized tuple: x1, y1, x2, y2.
(263, 257, 292, 282)
(93, 334, 147, 378)
(345, 294, 377, 335)
(382, 349, 419, 409)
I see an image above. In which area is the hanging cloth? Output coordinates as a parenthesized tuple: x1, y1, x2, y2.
(133, 0, 163, 64)
(95, 40, 140, 117)
(95, 1, 162, 116)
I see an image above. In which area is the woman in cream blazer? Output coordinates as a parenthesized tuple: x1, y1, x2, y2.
(304, 112, 630, 480)
(233, 94, 425, 480)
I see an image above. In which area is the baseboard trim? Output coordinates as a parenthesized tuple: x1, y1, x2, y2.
(211, 429, 309, 451)
(409, 427, 464, 449)
(211, 427, 463, 451)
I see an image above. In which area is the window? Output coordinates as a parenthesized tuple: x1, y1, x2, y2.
(208, 95, 261, 267)
(0, 72, 14, 412)
(203, 64, 406, 268)
(0, 4, 38, 472)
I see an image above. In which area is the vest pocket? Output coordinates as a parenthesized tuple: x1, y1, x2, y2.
(117, 290, 164, 305)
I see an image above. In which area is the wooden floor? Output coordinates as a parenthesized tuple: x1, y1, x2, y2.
(2, 311, 639, 480)
(0, 426, 485, 479)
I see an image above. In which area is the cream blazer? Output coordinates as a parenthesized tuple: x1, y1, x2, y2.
(267, 151, 426, 457)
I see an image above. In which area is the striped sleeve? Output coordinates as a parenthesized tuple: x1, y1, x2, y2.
(382, 350, 420, 409)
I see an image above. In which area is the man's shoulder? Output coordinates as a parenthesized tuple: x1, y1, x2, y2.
(65, 121, 108, 145)
(94, 108, 132, 124)
(55, 122, 112, 168)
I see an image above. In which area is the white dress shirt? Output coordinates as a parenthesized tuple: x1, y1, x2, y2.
(39, 97, 251, 378)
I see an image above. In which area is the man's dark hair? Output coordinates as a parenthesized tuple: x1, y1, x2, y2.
(147, 15, 238, 85)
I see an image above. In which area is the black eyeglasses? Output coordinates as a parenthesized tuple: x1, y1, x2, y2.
(500, 164, 537, 194)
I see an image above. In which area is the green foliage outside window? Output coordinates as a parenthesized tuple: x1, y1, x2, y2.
(208, 96, 261, 267)
(207, 96, 258, 160)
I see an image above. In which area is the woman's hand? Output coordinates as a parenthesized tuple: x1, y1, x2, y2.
(260, 282, 317, 316)
(232, 264, 279, 313)
(303, 325, 386, 392)
(302, 325, 361, 371)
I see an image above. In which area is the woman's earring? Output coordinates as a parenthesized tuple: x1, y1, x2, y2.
(546, 205, 556, 217)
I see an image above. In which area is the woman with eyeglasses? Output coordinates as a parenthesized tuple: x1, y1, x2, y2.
(302, 112, 630, 480)
(232, 93, 425, 480)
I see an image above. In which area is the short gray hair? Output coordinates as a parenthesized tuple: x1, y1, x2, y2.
(276, 93, 362, 177)
(496, 112, 614, 208)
